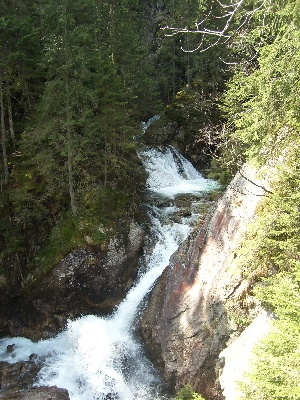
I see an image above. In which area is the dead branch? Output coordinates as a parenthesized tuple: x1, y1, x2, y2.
(162, 0, 272, 53)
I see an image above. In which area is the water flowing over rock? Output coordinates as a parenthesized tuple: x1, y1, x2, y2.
(1, 146, 270, 400)
(0, 147, 218, 400)
(140, 165, 270, 399)
(0, 220, 145, 340)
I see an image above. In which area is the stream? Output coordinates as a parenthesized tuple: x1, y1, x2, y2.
(0, 146, 217, 400)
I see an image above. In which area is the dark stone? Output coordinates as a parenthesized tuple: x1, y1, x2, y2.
(6, 345, 15, 354)
(0, 360, 40, 390)
(0, 357, 68, 399)
(0, 386, 70, 400)
(0, 220, 145, 341)
(22, 386, 70, 400)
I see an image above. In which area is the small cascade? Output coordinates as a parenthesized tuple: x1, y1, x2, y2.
(141, 115, 161, 135)
(133, 115, 160, 140)
(139, 146, 216, 198)
(0, 147, 218, 400)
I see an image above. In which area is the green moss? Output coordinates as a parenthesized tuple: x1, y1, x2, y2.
(176, 384, 205, 400)
(22, 185, 139, 288)
(205, 155, 238, 187)
(230, 312, 253, 331)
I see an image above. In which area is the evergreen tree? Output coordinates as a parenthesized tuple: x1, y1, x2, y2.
(238, 145, 300, 400)
(0, 0, 155, 281)
(219, 1, 300, 398)
(0, 0, 42, 184)
(21, 0, 148, 216)
(221, 0, 300, 164)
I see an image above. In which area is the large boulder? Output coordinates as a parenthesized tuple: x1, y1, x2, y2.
(0, 359, 70, 399)
(1, 221, 145, 340)
(140, 166, 270, 399)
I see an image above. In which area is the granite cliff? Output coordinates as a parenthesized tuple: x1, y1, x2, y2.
(140, 164, 270, 399)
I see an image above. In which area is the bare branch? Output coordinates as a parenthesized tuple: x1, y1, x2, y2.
(238, 170, 273, 194)
(162, 0, 272, 53)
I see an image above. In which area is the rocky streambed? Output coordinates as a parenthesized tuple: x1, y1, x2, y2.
(0, 149, 270, 400)
(0, 146, 218, 399)
(0, 219, 146, 400)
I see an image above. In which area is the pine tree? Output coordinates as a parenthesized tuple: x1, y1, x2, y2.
(0, 0, 42, 184)
(219, 2, 300, 398)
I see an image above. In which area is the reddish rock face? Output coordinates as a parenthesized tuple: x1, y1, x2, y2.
(140, 166, 268, 399)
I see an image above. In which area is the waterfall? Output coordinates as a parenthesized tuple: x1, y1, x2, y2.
(0, 147, 218, 400)
(140, 146, 216, 198)
(141, 115, 160, 135)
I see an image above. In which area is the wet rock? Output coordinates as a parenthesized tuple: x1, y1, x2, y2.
(6, 345, 14, 354)
(23, 387, 70, 400)
(0, 384, 70, 400)
(1, 220, 145, 340)
(0, 360, 57, 399)
(0, 319, 65, 399)
(140, 165, 270, 399)
(0, 361, 30, 390)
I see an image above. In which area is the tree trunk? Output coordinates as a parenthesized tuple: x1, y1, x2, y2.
(172, 40, 176, 100)
(186, 0, 191, 88)
(104, 112, 107, 188)
(65, 80, 77, 216)
(0, 73, 9, 184)
(109, 0, 116, 63)
(67, 121, 77, 216)
(63, 7, 77, 217)
(6, 78, 16, 144)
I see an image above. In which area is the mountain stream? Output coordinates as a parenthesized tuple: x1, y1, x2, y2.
(0, 146, 217, 400)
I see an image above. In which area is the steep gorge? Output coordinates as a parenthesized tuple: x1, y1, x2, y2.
(0, 147, 218, 399)
(1, 1, 299, 399)
(141, 164, 271, 399)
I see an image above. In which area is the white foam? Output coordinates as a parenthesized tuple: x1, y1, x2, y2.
(139, 146, 217, 198)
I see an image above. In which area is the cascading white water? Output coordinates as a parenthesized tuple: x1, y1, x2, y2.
(0, 146, 218, 400)
(141, 115, 161, 135)
(140, 146, 216, 198)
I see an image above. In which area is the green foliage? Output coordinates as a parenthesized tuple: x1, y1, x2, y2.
(241, 265, 300, 400)
(24, 209, 107, 284)
(165, 83, 215, 127)
(176, 384, 205, 400)
(151, 0, 231, 106)
(221, 1, 300, 164)
(23, 182, 139, 287)
(1, 1, 299, 398)
(163, 82, 224, 168)
(0, 0, 156, 283)
(205, 141, 240, 186)
(217, 2, 300, 398)
(232, 127, 300, 400)
(234, 129, 300, 283)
